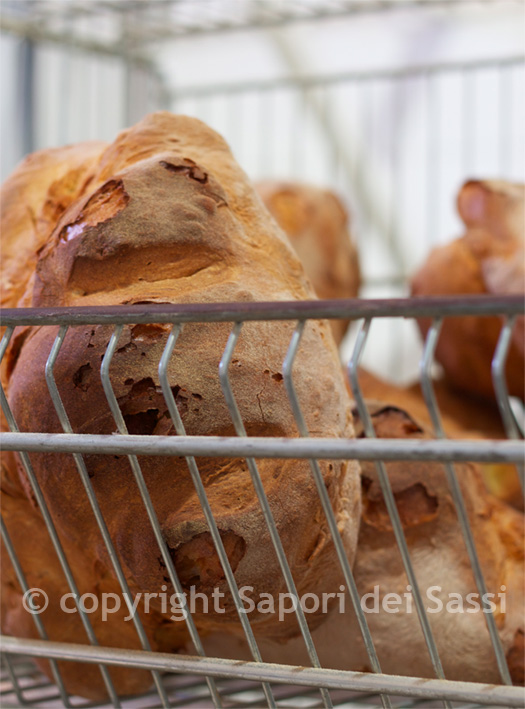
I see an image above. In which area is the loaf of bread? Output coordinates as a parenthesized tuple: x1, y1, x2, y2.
(411, 180, 524, 402)
(195, 402, 524, 685)
(357, 368, 522, 509)
(257, 180, 360, 344)
(0, 142, 107, 310)
(1, 113, 361, 699)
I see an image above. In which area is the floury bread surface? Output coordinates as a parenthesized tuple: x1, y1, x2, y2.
(1, 113, 361, 699)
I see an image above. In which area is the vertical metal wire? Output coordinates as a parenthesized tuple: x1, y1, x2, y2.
(218, 322, 333, 709)
(389, 77, 401, 261)
(291, 85, 304, 177)
(420, 318, 513, 686)
(282, 320, 392, 709)
(425, 72, 439, 248)
(362, 79, 374, 252)
(0, 327, 121, 708)
(258, 88, 273, 176)
(347, 319, 450, 709)
(389, 76, 405, 380)
(498, 65, 511, 175)
(1, 652, 26, 707)
(491, 317, 525, 497)
(99, 325, 223, 709)
(158, 324, 275, 709)
(18, 37, 35, 157)
(0, 516, 71, 708)
(329, 85, 344, 193)
(350, 79, 364, 256)
(58, 18, 72, 146)
(44, 325, 172, 708)
(81, 328, 220, 709)
(461, 68, 475, 178)
(228, 93, 243, 165)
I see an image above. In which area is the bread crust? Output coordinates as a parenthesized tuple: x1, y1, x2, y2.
(257, 180, 361, 344)
(356, 367, 522, 508)
(0, 142, 107, 309)
(1, 113, 361, 700)
(195, 402, 524, 685)
(411, 179, 525, 401)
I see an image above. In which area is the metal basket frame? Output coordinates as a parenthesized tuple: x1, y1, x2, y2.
(0, 296, 523, 709)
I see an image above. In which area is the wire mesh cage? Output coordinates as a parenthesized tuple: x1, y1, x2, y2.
(0, 1, 524, 708)
(0, 298, 524, 708)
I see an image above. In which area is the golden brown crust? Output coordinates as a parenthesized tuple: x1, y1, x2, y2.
(257, 180, 361, 344)
(411, 179, 525, 402)
(356, 367, 522, 509)
(1, 113, 361, 700)
(0, 142, 107, 309)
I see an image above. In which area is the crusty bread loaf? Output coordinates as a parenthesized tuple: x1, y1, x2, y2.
(1, 113, 361, 700)
(357, 367, 522, 509)
(411, 179, 524, 402)
(0, 478, 160, 696)
(195, 402, 524, 685)
(257, 180, 360, 344)
(0, 142, 107, 309)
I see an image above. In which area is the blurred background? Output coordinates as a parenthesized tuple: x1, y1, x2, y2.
(1, 0, 524, 381)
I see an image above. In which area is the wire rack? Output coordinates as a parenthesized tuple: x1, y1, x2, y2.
(3, 1, 520, 48)
(1, 2, 525, 707)
(1, 297, 524, 709)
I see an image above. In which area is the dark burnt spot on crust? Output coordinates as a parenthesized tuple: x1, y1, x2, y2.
(160, 159, 208, 184)
(169, 531, 246, 591)
(362, 476, 439, 531)
(129, 377, 156, 396)
(73, 363, 93, 392)
(123, 409, 159, 435)
(353, 404, 424, 437)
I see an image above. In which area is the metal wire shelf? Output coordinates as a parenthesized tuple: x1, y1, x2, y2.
(2, 0, 521, 50)
(0, 296, 523, 708)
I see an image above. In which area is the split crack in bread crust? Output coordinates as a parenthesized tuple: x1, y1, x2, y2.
(411, 179, 525, 402)
(0, 112, 361, 700)
(195, 402, 525, 686)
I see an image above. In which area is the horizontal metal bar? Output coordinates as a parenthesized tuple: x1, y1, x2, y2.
(0, 296, 523, 327)
(172, 54, 525, 98)
(1, 432, 522, 463)
(108, 2, 524, 43)
(2, 2, 517, 45)
(0, 15, 154, 69)
(2, 637, 523, 706)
